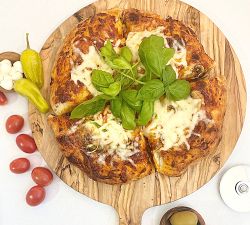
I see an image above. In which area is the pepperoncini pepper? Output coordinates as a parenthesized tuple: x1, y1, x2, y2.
(14, 78, 49, 113)
(20, 33, 44, 88)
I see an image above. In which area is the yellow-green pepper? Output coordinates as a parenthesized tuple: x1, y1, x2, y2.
(21, 33, 44, 89)
(14, 78, 49, 113)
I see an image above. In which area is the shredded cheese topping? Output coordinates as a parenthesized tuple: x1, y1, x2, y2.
(68, 27, 210, 163)
(71, 46, 113, 96)
(144, 97, 206, 151)
(126, 26, 187, 77)
(68, 95, 208, 163)
(83, 110, 139, 163)
(126, 26, 168, 61)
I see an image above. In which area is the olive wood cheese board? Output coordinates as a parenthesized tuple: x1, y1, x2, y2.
(28, 0, 246, 224)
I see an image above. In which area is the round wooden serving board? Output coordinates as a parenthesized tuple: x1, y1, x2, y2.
(28, 0, 246, 224)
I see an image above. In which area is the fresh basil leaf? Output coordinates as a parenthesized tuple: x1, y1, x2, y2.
(100, 40, 117, 60)
(70, 96, 106, 119)
(162, 48, 175, 65)
(120, 46, 133, 63)
(115, 66, 137, 90)
(137, 101, 154, 126)
(99, 94, 115, 100)
(167, 79, 191, 101)
(112, 57, 132, 70)
(121, 102, 136, 130)
(100, 81, 121, 97)
(141, 35, 165, 49)
(165, 85, 175, 100)
(100, 40, 118, 68)
(138, 35, 174, 77)
(138, 79, 165, 101)
(110, 96, 122, 118)
(121, 89, 142, 111)
(121, 72, 134, 89)
(140, 70, 152, 82)
(162, 65, 176, 85)
(91, 69, 114, 91)
(138, 36, 163, 77)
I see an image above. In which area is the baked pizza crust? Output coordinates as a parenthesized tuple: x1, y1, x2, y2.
(51, 8, 215, 116)
(50, 9, 123, 115)
(150, 76, 226, 176)
(122, 9, 215, 79)
(48, 8, 226, 184)
(48, 114, 152, 184)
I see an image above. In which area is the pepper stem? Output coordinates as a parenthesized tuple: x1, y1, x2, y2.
(26, 33, 30, 49)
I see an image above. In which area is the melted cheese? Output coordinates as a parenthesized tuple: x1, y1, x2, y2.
(67, 118, 86, 135)
(126, 26, 168, 61)
(84, 110, 139, 163)
(170, 39, 187, 66)
(167, 39, 187, 76)
(126, 26, 187, 77)
(71, 46, 113, 96)
(113, 39, 121, 54)
(144, 97, 206, 151)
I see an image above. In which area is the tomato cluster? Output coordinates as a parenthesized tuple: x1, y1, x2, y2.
(2, 96, 53, 206)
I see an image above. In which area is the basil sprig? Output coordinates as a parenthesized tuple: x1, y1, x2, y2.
(70, 36, 191, 129)
(138, 79, 165, 101)
(137, 101, 154, 126)
(163, 66, 190, 101)
(139, 35, 174, 77)
(70, 95, 107, 119)
(121, 89, 142, 111)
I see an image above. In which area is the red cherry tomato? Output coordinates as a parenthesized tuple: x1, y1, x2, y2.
(31, 167, 53, 186)
(9, 158, 30, 174)
(26, 185, 46, 206)
(5, 115, 24, 134)
(16, 134, 37, 153)
(0, 91, 8, 105)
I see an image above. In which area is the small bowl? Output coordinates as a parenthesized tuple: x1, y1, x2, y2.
(160, 206, 206, 225)
(0, 51, 21, 93)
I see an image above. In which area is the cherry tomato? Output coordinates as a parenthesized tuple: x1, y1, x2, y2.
(0, 91, 8, 105)
(16, 134, 37, 153)
(26, 185, 45, 206)
(9, 158, 30, 174)
(31, 167, 53, 186)
(5, 115, 24, 134)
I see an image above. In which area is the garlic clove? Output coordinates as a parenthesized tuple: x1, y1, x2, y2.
(13, 61, 23, 73)
(0, 77, 13, 90)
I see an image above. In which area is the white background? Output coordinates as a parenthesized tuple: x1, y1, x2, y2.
(0, 0, 250, 224)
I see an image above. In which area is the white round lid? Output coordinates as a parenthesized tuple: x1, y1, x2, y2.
(220, 165, 250, 212)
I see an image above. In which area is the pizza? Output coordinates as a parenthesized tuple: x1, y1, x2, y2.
(48, 110, 152, 184)
(147, 76, 226, 176)
(50, 9, 123, 115)
(48, 8, 226, 184)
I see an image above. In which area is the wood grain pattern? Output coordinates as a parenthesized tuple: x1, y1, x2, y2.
(28, 0, 246, 224)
